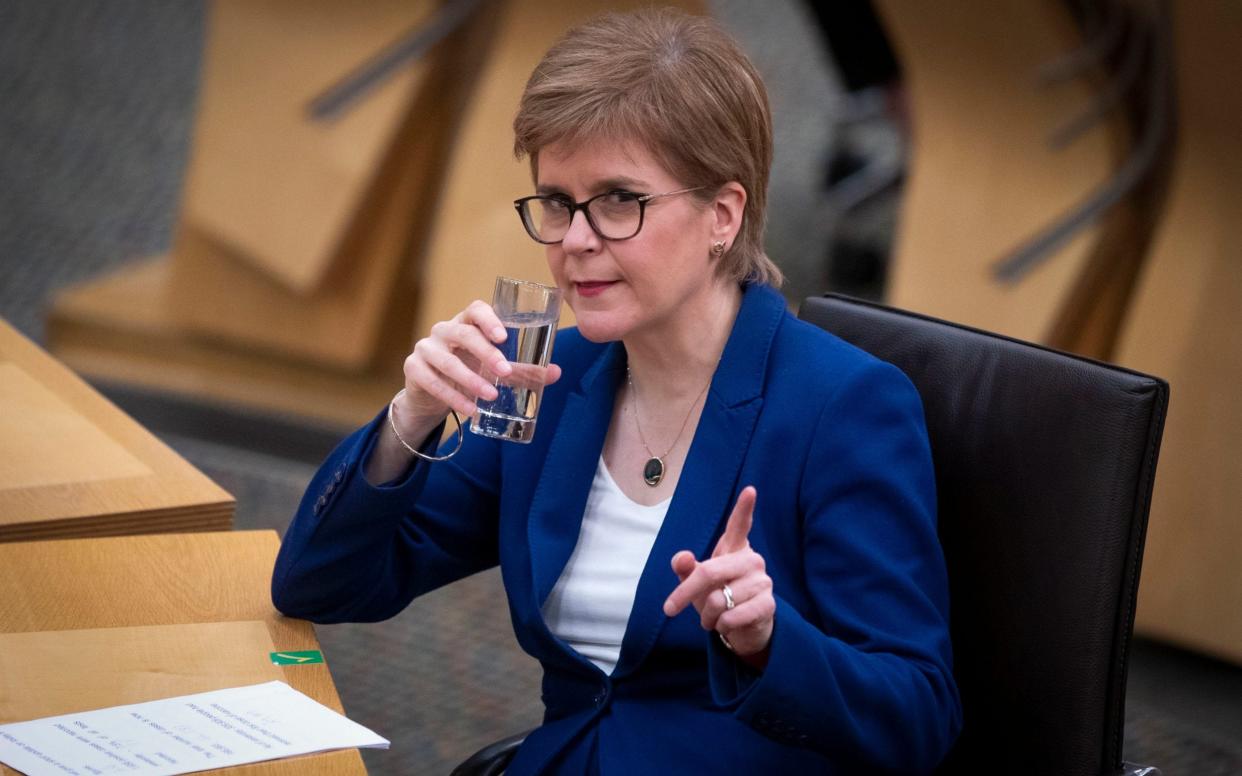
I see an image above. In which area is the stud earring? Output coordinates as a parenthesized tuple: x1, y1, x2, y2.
(711, 241, 726, 257)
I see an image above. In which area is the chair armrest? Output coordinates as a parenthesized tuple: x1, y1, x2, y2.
(450, 730, 532, 776)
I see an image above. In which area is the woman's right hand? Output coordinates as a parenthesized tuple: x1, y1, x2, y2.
(400, 299, 515, 425)
(368, 300, 562, 483)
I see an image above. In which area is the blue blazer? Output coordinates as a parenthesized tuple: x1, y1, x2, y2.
(273, 284, 961, 774)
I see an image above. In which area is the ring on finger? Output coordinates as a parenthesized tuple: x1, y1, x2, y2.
(722, 584, 736, 611)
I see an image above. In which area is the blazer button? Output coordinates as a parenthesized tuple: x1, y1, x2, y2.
(592, 693, 605, 707)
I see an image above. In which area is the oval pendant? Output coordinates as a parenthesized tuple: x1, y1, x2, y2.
(643, 457, 665, 487)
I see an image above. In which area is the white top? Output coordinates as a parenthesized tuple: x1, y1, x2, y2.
(541, 456, 672, 674)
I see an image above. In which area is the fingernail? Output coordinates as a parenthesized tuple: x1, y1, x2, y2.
(663, 600, 674, 616)
(492, 327, 507, 341)
(496, 360, 512, 375)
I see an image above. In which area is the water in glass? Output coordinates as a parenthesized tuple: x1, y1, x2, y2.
(472, 311, 558, 443)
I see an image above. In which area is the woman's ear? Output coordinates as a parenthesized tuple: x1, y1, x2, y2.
(711, 181, 747, 247)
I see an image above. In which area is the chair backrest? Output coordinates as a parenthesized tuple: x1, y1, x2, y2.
(798, 294, 1169, 776)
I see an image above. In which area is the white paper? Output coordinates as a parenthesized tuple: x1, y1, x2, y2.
(0, 681, 387, 776)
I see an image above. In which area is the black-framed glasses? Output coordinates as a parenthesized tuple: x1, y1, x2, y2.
(513, 186, 703, 244)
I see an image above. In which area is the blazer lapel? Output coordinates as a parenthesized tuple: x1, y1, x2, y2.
(527, 341, 626, 613)
(613, 284, 786, 678)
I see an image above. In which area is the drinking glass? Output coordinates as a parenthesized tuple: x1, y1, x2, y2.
(470, 276, 562, 443)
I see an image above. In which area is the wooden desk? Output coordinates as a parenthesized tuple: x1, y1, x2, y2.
(0, 318, 233, 541)
(0, 531, 365, 775)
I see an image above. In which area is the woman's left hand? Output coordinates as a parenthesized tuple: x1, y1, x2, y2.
(663, 486, 775, 667)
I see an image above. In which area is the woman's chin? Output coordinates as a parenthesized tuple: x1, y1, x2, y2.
(575, 323, 623, 344)
(571, 312, 630, 344)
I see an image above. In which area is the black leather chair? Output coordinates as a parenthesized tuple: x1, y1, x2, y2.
(800, 294, 1166, 776)
(455, 293, 1168, 775)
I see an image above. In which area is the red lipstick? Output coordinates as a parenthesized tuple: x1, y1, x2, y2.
(575, 281, 616, 298)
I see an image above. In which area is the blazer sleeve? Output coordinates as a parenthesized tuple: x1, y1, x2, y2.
(271, 407, 503, 623)
(708, 359, 962, 774)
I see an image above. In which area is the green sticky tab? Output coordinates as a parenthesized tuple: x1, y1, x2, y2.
(270, 650, 324, 665)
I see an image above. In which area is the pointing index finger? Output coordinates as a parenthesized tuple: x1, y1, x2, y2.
(713, 486, 756, 558)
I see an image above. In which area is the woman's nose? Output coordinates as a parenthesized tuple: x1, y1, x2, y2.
(560, 208, 602, 255)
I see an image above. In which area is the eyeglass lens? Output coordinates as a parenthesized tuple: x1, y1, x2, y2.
(523, 192, 643, 242)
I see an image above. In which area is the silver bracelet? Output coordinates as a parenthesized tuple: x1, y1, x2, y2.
(386, 388, 465, 462)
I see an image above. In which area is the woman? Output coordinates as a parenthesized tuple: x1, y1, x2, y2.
(273, 9, 960, 774)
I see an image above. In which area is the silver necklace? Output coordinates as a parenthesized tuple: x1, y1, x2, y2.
(626, 367, 712, 487)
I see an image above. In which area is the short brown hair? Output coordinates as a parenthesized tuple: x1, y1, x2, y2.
(513, 8, 783, 287)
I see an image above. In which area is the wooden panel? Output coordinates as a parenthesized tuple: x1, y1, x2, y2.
(0, 531, 365, 775)
(1118, 1, 1242, 664)
(412, 0, 706, 338)
(47, 259, 400, 429)
(168, 125, 416, 370)
(184, 0, 432, 293)
(0, 364, 150, 489)
(166, 0, 497, 371)
(0, 319, 234, 536)
(0, 621, 281, 722)
(874, 0, 1118, 343)
(0, 512, 233, 543)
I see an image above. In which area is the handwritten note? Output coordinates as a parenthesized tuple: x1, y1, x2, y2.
(0, 681, 387, 775)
